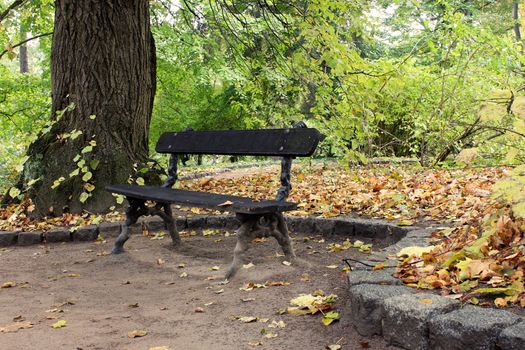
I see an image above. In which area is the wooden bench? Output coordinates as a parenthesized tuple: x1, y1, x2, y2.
(106, 122, 322, 279)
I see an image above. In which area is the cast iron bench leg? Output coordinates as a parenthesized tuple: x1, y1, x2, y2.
(225, 216, 258, 280)
(147, 203, 181, 245)
(112, 198, 147, 254)
(162, 203, 181, 245)
(225, 213, 296, 280)
(270, 212, 296, 261)
(112, 200, 181, 254)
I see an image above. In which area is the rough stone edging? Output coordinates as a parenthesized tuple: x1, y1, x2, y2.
(0, 214, 411, 247)
(346, 227, 525, 350)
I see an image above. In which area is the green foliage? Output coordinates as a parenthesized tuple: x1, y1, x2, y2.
(0, 64, 50, 192)
(2, 0, 525, 204)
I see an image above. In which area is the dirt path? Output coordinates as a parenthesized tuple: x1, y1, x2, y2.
(0, 230, 399, 350)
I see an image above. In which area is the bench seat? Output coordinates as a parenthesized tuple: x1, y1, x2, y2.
(106, 184, 297, 214)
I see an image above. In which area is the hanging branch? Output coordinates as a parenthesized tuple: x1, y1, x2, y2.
(0, 0, 26, 23)
(0, 32, 53, 59)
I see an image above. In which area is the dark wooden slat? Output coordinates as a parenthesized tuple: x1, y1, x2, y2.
(155, 128, 322, 156)
(106, 185, 297, 214)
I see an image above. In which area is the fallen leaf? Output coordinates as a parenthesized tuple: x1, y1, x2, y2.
(237, 316, 257, 323)
(218, 200, 234, 207)
(359, 340, 370, 348)
(268, 320, 286, 329)
(243, 262, 255, 269)
(1, 281, 16, 288)
(179, 272, 188, 278)
(210, 266, 220, 271)
(266, 281, 290, 287)
(321, 311, 341, 326)
(397, 246, 435, 258)
(300, 273, 310, 282)
(326, 265, 338, 269)
(327, 345, 341, 350)
(282, 261, 292, 266)
(373, 263, 386, 271)
(239, 283, 267, 291)
(52, 320, 67, 329)
(195, 307, 205, 313)
(418, 298, 433, 304)
(0, 321, 33, 333)
(148, 347, 170, 350)
(65, 273, 80, 277)
(397, 220, 415, 226)
(262, 330, 278, 338)
(128, 303, 139, 308)
(128, 329, 148, 338)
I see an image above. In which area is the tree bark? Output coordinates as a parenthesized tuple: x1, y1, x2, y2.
(19, 43, 28, 73)
(19, 27, 28, 73)
(23, 0, 156, 216)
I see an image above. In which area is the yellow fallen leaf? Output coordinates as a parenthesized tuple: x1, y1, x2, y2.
(266, 281, 290, 287)
(327, 345, 341, 350)
(52, 320, 67, 329)
(418, 298, 433, 304)
(218, 200, 234, 207)
(397, 246, 435, 258)
(397, 220, 415, 226)
(128, 329, 148, 338)
(263, 331, 278, 338)
(268, 320, 286, 329)
(210, 266, 220, 271)
(237, 316, 257, 323)
(321, 311, 340, 326)
(286, 307, 311, 316)
(148, 347, 170, 350)
(373, 263, 386, 271)
(66, 273, 80, 277)
(1, 281, 16, 288)
(494, 298, 508, 308)
(326, 265, 338, 269)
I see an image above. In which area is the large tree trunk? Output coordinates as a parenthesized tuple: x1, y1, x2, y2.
(23, 0, 156, 216)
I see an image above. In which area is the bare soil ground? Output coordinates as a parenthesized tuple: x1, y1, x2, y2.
(0, 229, 400, 350)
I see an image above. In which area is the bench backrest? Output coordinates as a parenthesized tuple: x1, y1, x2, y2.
(156, 128, 322, 157)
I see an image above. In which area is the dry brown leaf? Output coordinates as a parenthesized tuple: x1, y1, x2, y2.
(0, 321, 33, 333)
(128, 329, 148, 338)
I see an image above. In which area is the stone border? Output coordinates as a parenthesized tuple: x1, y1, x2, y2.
(0, 214, 411, 247)
(346, 227, 525, 350)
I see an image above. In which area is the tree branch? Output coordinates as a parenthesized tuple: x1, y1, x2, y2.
(0, 32, 53, 59)
(0, 0, 26, 23)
